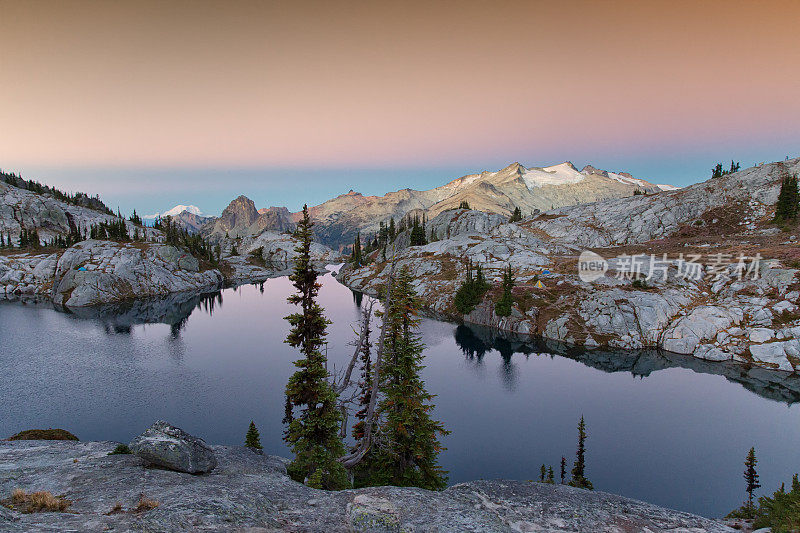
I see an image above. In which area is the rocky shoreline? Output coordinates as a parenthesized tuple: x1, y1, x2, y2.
(336, 158, 800, 374)
(337, 256, 800, 373)
(0, 239, 339, 309)
(0, 438, 732, 532)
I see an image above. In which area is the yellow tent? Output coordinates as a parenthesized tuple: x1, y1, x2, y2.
(534, 280, 545, 289)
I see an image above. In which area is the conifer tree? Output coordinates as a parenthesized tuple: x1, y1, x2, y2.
(547, 466, 555, 484)
(494, 265, 515, 317)
(540, 464, 546, 482)
(409, 215, 428, 246)
(774, 173, 799, 223)
(388, 218, 396, 240)
(352, 232, 362, 266)
(370, 266, 449, 489)
(245, 421, 263, 451)
(568, 416, 593, 490)
(454, 260, 490, 315)
(351, 316, 373, 447)
(458, 200, 470, 210)
(283, 205, 349, 490)
(509, 206, 523, 223)
(560, 456, 566, 484)
(744, 447, 761, 513)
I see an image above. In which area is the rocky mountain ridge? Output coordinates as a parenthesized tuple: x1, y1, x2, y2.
(338, 157, 800, 372)
(304, 161, 670, 248)
(202, 195, 295, 241)
(160, 161, 669, 248)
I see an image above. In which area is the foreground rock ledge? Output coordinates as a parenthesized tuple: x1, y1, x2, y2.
(0, 441, 730, 532)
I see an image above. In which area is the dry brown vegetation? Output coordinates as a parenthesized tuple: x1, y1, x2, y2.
(7, 429, 78, 441)
(133, 495, 160, 513)
(2, 489, 71, 513)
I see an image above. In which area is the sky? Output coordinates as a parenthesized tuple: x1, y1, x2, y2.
(1, 0, 798, 216)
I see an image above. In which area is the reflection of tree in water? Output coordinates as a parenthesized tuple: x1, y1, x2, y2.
(455, 325, 519, 389)
(170, 320, 186, 338)
(65, 290, 224, 339)
(103, 324, 132, 335)
(454, 325, 489, 361)
(197, 292, 223, 317)
(454, 323, 800, 404)
(352, 289, 363, 308)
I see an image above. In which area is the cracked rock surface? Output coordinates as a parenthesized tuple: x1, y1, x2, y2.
(0, 440, 731, 532)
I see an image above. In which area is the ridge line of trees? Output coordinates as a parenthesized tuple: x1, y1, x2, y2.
(1, 169, 114, 215)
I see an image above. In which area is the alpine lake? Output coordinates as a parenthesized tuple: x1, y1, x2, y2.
(2, 267, 799, 518)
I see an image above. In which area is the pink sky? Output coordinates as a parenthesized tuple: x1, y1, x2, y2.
(1, 0, 798, 170)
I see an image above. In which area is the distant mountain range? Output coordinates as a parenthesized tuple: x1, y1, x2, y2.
(158, 161, 674, 248)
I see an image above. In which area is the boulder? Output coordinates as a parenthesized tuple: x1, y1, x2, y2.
(242, 230, 341, 265)
(662, 306, 742, 354)
(52, 241, 223, 307)
(129, 420, 217, 474)
(749, 342, 798, 372)
(748, 328, 775, 343)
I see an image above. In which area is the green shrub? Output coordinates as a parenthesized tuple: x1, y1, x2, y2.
(108, 444, 131, 455)
(752, 474, 800, 532)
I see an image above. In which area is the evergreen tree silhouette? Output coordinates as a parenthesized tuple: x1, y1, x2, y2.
(283, 205, 348, 490)
(245, 421, 263, 451)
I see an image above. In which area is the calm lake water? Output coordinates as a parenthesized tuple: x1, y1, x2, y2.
(2, 270, 800, 517)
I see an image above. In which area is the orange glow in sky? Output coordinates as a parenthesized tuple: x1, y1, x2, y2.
(1, 0, 798, 169)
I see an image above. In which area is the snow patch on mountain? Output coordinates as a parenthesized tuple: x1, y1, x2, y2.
(606, 172, 652, 188)
(145, 205, 203, 219)
(521, 162, 585, 189)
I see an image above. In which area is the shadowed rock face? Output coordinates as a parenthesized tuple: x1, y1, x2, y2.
(129, 421, 217, 474)
(169, 210, 213, 234)
(202, 196, 295, 241)
(1, 241, 225, 307)
(0, 439, 731, 532)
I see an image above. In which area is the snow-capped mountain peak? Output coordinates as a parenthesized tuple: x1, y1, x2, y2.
(521, 162, 585, 189)
(144, 205, 203, 219)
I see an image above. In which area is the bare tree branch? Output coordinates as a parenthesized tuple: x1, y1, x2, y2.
(336, 299, 374, 395)
(340, 249, 396, 468)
